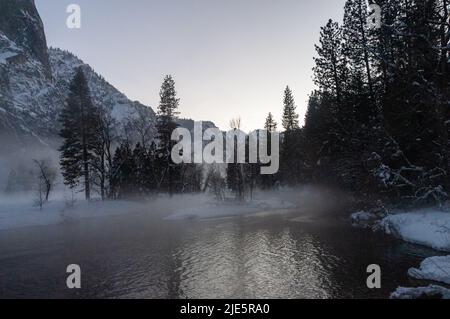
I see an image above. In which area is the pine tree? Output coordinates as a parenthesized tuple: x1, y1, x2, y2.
(343, 0, 375, 101)
(281, 86, 299, 131)
(264, 112, 277, 132)
(155, 75, 181, 195)
(59, 67, 100, 200)
(280, 87, 303, 185)
(133, 142, 157, 195)
(260, 113, 278, 189)
(111, 141, 137, 199)
(313, 19, 347, 106)
(301, 0, 450, 206)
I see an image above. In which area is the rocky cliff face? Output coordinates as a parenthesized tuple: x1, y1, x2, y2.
(0, 0, 157, 154)
(0, 0, 215, 175)
(0, 0, 50, 75)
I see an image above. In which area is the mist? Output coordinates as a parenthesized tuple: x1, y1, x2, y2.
(0, 133, 62, 192)
(0, 184, 351, 232)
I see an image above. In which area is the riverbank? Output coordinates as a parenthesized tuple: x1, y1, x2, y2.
(0, 190, 302, 231)
(351, 208, 450, 299)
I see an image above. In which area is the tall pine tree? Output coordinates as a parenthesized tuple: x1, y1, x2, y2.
(156, 75, 181, 195)
(282, 86, 299, 131)
(59, 67, 100, 200)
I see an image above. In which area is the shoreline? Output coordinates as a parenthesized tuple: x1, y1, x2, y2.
(351, 207, 450, 299)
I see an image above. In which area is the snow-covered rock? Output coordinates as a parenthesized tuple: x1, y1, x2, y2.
(408, 256, 450, 284)
(351, 210, 385, 229)
(351, 203, 388, 230)
(49, 48, 156, 125)
(0, 43, 157, 150)
(390, 285, 450, 299)
(0, 33, 21, 65)
(0, 0, 51, 73)
(380, 210, 450, 252)
(380, 210, 450, 299)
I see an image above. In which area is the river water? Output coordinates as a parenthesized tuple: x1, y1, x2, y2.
(0, 207, 439, 299)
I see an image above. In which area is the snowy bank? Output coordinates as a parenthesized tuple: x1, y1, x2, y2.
(351, 207, 450, 298)
(165, 196, 295, 220)
(351, 209, 387, 229)
(350, 202, 388, 229)
(391, 285, 450, 299)
(0, 192, 298, 230)
(0, 196, 149, 231)
(380, 210, 450, 252)
(408, 256, 450, 285)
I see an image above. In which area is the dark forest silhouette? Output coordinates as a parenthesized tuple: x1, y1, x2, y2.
(57, 0, 450, 210)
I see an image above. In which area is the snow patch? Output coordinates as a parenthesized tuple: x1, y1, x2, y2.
(0, 195, 148, 231)
(350, 211, 379, 228)
(391, 285, 450, 299)
(350, 204, 388, 229)
(0, 32, 21, 64)
(408, 255, 450, 284)
(381, 210, 450, 252)
(0, 51, 18, 65)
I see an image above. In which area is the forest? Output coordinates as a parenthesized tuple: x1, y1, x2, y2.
(296, 0, 450, 208)
(13, 0, 450, 211)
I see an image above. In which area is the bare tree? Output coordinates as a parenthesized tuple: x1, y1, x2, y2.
(92, 101, 118, 200)
(124, 104, 156, 151)
(230, 117, 241, 130)
(33, 159, 56, 209)
(227, 117, 246, 201)
(205, 165, 226, 202)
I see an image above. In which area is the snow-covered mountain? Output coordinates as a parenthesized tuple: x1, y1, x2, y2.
(0, 0, 156, 154)
(0, 0, 218, 191)
(49, 47, 157, 135)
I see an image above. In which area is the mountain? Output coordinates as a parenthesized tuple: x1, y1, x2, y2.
(0, 0, 157, 154)
(0, 0, 50, 75)
(0, 0, 218, 191)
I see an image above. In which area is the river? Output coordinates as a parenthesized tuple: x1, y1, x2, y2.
(0, 207, 439, 299)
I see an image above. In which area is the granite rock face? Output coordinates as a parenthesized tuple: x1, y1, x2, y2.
(0, 0, 50, 75)
(0, 0, 157, 152)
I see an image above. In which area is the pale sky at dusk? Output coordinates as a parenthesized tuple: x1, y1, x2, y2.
(35, 0, 346, 131)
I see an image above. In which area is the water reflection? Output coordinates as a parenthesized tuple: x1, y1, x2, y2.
(0, 213, 441, 299)
(172, 221, 340, 299)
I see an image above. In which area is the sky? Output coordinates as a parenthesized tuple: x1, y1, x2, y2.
(35, 0, 346, 131)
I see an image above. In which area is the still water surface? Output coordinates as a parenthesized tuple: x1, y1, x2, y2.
(0, 208, 439, 299)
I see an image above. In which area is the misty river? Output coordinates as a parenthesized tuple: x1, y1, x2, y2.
(0, 206, 440, 299)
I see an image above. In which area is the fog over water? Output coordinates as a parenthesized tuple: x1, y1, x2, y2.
(0, 186, 442, 299)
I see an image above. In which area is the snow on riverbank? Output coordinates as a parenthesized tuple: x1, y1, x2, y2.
(0, 195, 149, 231)
(380, 210, 450, 252)
(391, 285, 450, 299)
(165, 196, 295, 220)
(351, 208, 450, 298)
(351, 207, 387, 229)
(408, 256, 450, 285)
(0, 191, 299, 231)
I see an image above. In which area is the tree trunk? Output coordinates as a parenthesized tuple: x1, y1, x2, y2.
(82, 139, 91, 201)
